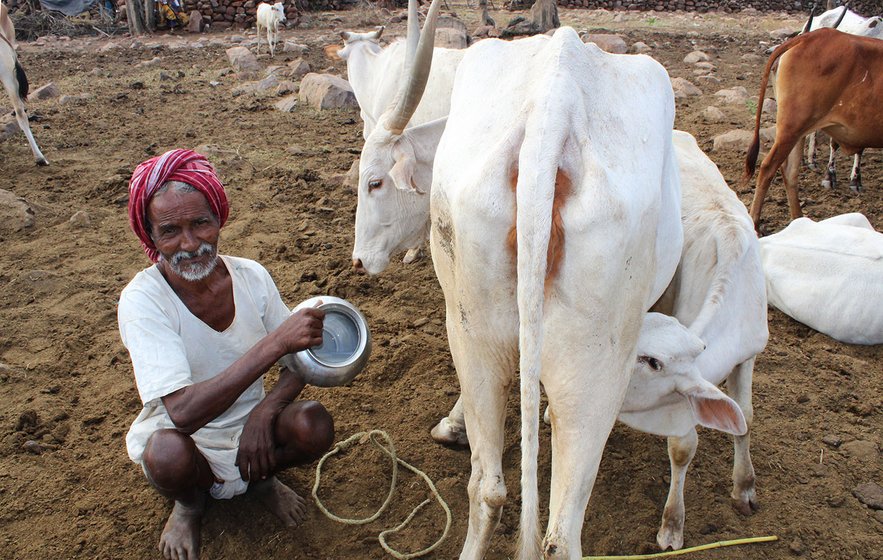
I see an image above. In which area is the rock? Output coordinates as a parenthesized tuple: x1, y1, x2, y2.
(694, 61, 715, 71)
(841, 440, 879, 462)
(298, 73, 358, 111)
(582, 33, 628, 54)
(99, 41, 121, 52)
(138, 57, 162, 68)
(670, 77, 702, 99)
(762, 97, 777, 116)
(0, 189, 36, 233)
(28, 82, 60, 102)
(435, 27, 468, 49)
(684, 50, 711, 64)
(714, 86, 750, 104)
(875, 510, 883, 524)
(254, 75, 281, 92)
(1, 114, 20, 139)
(712, 130, 754, 152)
(789, 538, 804, 555)
(286, 58, 311, 80)
(274, 94, 298, 113)
(69, 211, 91, 228)
(770, 28, 794, 40)
(630, 41, 652, 54)
(230, 35, 247, 44)
(225, 46, 261, 79)
(187, 10, 203, 33)
(276, 81, 298, 95)
(760, 126, 776, 146)
(59, 94, 92, 105)
(702, 106, 727, 123)
(283, 41, 308, 56)
(412, 317, 431, 328)
(696, 75, 722, 84)
(853, 482, 883, 510)
(472, 25, 494, 39)
(22, 440, 44, 455)
(822, 434, 842, 448)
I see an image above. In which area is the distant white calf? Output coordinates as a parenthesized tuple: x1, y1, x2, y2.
(0, 4, 48, 165)
(759, 213, 883, 345)
(256, 2, 286, 57)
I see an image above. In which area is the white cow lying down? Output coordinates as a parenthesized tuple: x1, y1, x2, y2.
(759, 213, 883, 345)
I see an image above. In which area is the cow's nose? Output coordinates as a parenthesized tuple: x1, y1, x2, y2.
(352, 258, 366, 274)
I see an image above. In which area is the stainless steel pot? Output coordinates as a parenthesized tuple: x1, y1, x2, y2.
(286, 296, 371, 387)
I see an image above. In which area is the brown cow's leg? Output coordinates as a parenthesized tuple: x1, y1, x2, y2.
(750, 138, 797, 228)
(782, 137, 805, 219)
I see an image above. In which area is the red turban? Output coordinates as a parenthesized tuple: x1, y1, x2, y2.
(127, 149, 229, 263)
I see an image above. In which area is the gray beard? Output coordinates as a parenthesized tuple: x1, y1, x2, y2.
(166, 242, 219, 282)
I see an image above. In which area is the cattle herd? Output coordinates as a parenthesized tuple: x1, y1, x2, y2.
(1, 0, 881, 558)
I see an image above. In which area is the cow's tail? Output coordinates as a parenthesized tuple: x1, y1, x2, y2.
(15, 59, 28, 102)
(741, 33, 810, 189)
(801, 1, 816, 33)
(513, 116, 566, 560)
(688, 218, 754, 339)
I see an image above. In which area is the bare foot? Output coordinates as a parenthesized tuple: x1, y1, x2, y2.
(159, 496, 205, 560)
(252, 477, 307, 527)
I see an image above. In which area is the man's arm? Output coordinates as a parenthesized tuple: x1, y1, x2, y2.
(161, 308, 324, 434)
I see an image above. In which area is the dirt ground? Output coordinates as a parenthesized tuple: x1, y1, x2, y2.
(1, 4, 881, 560)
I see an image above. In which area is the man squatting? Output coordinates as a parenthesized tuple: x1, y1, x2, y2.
(119, 149, 335, 560)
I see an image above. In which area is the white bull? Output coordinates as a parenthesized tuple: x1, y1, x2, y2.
(0, 3, 47, 165)
(343, 0, 464, 270)
(430, 25, 682, 559)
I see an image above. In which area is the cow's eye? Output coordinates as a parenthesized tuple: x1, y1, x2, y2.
(640, 356, 662, 371)
(368, 179, 383, 191)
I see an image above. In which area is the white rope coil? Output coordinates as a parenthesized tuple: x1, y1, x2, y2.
(312, 429, 452, 560)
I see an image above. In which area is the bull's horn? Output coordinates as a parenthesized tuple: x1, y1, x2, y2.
(385, 0, 442, 135)
(802, 1, 817, 33)
(405, 0, 420, 69)
(832, 5, 848, 28)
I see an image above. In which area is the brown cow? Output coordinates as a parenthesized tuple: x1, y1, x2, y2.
(742, 28, 883, 228)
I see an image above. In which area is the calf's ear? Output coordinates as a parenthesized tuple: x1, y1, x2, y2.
(685, 381, 747, 436)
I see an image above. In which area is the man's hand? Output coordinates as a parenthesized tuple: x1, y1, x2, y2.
(236, 409, 277, 482)
(274, 307, 325, 355)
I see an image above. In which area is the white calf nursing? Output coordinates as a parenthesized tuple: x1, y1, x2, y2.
(255, 2, 286, 57)
(759, 213, 883, 345)
(0, 3, 48, 165)
(625, 130, 768, 549)
(431, 27, 682, 559)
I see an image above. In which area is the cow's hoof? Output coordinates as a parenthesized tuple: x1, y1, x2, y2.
(849, 182, 862, 193)
(430, 417, 469, 447)
(656, 526, 684, 551)
(402, 248, 422, 264)
(36, 158, 48, 166)
(732, 494, 759, 516)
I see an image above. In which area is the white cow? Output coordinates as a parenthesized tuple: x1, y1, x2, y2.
(343, 0, 465, 269)
(435, 131, 768, 550)
(430, 25, 682, 559)
(0, 3, 48, 165)
(803, 6, 882, 189)
(256, 2, 286, 57)
(759, 213, 883, 345)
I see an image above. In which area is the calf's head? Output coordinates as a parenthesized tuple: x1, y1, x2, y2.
(622, 313, 748, 436)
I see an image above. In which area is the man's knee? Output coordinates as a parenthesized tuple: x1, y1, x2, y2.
(276, 400, 335, 462)
(142, 429, 200, 492)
